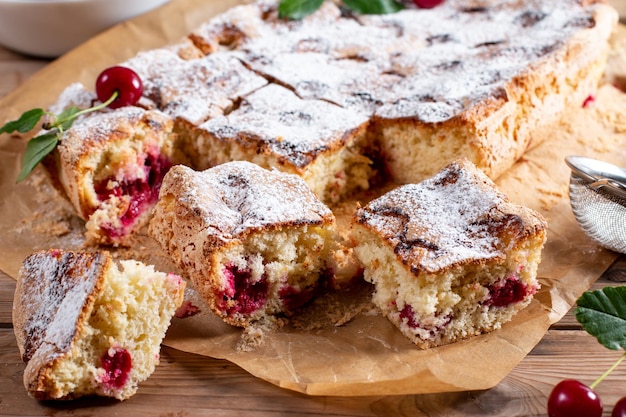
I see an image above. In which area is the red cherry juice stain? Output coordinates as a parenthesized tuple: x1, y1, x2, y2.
(400, 304, 418, 328)
(278, 270, 332, 312)
(279, 285, 315, 312)
(218, 264, 268, 316)
(399, 305, 452, 334)
(101, 348, 132, 389)
(485, 277, 531, 307)
(175, 300, 201, 318)
(95, 152, 172, 238)
(582, 95, 595, 108)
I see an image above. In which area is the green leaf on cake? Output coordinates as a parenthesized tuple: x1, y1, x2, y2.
(278, 0, 324, 19)
(575, 286, 626, 351)
(343, 0, 405, 14)
(278, 0, 405, 20)
(56, 106, 81, 132)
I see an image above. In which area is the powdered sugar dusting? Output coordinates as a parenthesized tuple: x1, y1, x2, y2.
(15, 251, 106, 362)
(370, 0, 603, 121)
(162, 162, 333, 239)
(232, 1, 421, 63)
(123, 49, 267, 125)
(55, 105, 169, 173)
(355, 160, 509, 272)
(48, 83, 98, 115)
(209, 0, 608, 121)
(198, 84, 369, 169)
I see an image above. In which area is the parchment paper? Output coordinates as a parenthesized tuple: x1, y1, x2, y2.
(0, 0, 625, 396)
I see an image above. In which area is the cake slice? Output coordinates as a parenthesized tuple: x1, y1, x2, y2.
(149, 161, 336, 327)
(352, 158, 547, 349)
(42, 83, 186, 246)
(192, 83, 373, 203)
(13, 249, 185, 400)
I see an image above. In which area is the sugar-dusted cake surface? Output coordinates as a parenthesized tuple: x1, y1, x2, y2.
(12, 249, 185, 400)
(352, 158, 547, 349)
(194, 83, 372, 202)
(198, 0, 617, 181)
(122, 48, 267, 126)
(149, 161, 337, 327)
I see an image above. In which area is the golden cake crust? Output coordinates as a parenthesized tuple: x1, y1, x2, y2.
(40, 83, 184, 246)
(149, 162, 336, 327)
(352, 158, 548, 348)
(13, 250, 110, 399)
(197, 83, 370, 172)
(13, 249, 186, 400)
(43, 87, 176, 220)
(354, 158, 548, 275)
(150, 162, 335, 255)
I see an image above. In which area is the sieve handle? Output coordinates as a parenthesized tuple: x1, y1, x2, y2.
(589, 179, 626, 200)
(565, 155, 626, 200)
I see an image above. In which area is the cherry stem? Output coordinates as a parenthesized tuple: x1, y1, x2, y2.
(590, 351, 626, 390)
(73, 90, 118, 118)
(52, 90, 119, 135)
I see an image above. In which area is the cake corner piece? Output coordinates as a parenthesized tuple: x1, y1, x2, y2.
(352, 158, 548, 349)
(12, 249, 185, 400)
(149, 161, 340, 328)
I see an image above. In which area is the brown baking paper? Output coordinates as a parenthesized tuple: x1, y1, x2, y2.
(0, 0, 625, 396)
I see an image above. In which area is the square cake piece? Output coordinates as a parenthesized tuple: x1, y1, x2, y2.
(193, 83, 373, 203)
(149, 161, 337, 327)
(13, 249, 185, 400)
(352, 158, 547, 349)
(42, 83, 186, 247)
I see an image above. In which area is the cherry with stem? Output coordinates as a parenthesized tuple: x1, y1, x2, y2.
(0, 66, 143, 182)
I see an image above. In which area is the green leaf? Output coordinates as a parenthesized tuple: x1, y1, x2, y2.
(575, 286, 626, 351)
(343, 0, 405, 14)
(0, 108, 45, 135)
(16, 133, 59, 182)
(56, 106, 81, 131)
(278, 0, 325, 20)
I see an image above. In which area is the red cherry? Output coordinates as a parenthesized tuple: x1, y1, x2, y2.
(547, 380, 603, 417)
(413, 0, 445, 8)
(613, 397, 626, 417)
(95, 66, 143, 109)
(101, 347, 132, 389)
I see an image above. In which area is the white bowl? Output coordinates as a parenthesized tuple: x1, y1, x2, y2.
(0, 0, 170, 58)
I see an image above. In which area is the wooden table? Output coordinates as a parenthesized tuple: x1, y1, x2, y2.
(1, 43, 626, 417)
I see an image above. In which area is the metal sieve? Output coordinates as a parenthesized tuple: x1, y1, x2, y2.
(565, 155, 626, 254)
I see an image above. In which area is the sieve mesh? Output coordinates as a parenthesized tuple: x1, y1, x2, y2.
(568, 163, 626, 254)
